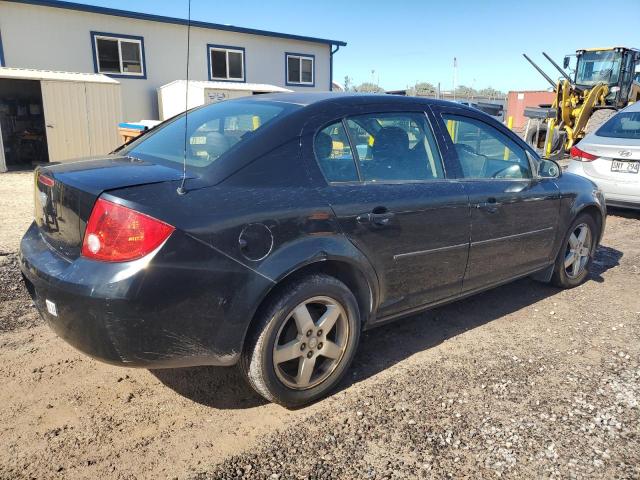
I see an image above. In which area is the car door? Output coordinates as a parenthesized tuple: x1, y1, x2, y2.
(430, 105, 561, 292)
(305, 107, 470, 319)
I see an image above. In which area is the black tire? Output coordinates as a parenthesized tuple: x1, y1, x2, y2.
(551, 213, 599, 288)
(584, 109, 616, 136)
(240, 274, 361, 408)
(525, 120, 562, 153)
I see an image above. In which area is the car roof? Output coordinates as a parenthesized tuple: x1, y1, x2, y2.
(243, 91, 455, 109)
(620, 102, 640, 113)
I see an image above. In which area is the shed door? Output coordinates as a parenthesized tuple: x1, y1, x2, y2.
(41, 81, 91, 162)
(85, 84, 122, 156)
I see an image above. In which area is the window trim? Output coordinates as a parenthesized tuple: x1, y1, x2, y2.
(285, 52, 315, 87)
(439, 111, 535, 181)
(207, 44, 246, 82)
(90, 31, 146, 79)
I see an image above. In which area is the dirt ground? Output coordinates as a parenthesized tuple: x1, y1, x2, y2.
(1, 171, 639, 479)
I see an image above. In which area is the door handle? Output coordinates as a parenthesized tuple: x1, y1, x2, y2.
(476, 198, 501, 213)
(357, 209, 395, 226)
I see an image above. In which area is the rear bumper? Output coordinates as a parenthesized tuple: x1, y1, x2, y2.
(567, 161, 640, 209)
(19, 222, 270, 368)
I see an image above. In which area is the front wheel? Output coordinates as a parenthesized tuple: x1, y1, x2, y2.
(240, 274, 361, 408)
(551, 213, 599, 288)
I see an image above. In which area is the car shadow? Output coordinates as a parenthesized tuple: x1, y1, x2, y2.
(607, 207, 640, 220)
(151, 364, 269, 409)
(151, 245, 622, 410)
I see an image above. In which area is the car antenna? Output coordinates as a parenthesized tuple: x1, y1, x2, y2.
(176, 0, 192, 196)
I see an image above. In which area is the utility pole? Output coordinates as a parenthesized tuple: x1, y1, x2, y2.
(453, 57, 457, 102)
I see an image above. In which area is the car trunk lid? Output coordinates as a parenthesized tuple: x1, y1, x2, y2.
(34, 156, 187, 260)
(579, 140, 640, 182)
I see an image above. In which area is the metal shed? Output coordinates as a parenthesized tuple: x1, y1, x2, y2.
(0, 68, 122, 172)
(157, 80, 292, 120)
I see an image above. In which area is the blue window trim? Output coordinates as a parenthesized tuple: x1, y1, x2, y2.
(90, 31, 147, 79)
(6, 0, 346, 47)
(207, 44, 246, 83)
(0, 29, 5, 67)
(285, 52, 315, 87)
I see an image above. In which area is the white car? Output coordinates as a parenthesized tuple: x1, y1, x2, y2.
(568, 102, 640, 210)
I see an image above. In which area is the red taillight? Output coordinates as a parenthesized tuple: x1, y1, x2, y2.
(38, 174, 55, 187)
(570, 145, 598, 162)
(81, 199, 174, 262)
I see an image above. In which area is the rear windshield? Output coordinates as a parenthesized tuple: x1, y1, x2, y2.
(122, 100, 297, 168)
(596, 112, 640, 139)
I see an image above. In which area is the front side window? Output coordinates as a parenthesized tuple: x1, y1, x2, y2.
(92, 33, 144, 77)
(314, 121, 358, 182)
(209, 45, 244, 81)
(443, 114, 531, 179)
(123, 101, 296, 169)
(596, 111, 640, 139)
(286, 54, 314, 85)
(344, 112, 444, 182)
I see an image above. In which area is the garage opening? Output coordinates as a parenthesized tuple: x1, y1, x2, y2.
(0, 78, 48, 170)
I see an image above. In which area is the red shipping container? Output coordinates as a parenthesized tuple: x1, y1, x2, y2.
(506, 91, 556, 130)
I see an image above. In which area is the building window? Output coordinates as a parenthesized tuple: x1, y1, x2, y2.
(286, 53, 314, 86)
(208, 45, 245, 82)
(91, 32, 145, 78)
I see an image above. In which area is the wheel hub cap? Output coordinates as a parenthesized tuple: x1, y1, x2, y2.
(272, 296, 349, 390)
(564, 223, 592, 279)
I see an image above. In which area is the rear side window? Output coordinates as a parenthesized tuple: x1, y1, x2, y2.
(345, 112, 444, 182)
(314, 121, 358, 182)
(596, 112, 640, 139)
(443, 114, 531, 179)
(124, 101, 293, 168)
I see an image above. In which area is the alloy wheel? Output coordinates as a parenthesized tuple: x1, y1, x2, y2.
(272, 296, 349, 390)
(564, 223, 592, 278)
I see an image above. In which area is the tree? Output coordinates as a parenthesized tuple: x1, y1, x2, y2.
(477, 87, 505, 99)
(343, 75, 353, 92)
(414, 82, 437, 96)
(454, 85, 477, 98)
(355, 82, 384, 93)
(355, 82, 383, 93)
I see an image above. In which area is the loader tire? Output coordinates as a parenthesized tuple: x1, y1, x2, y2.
(584, 109, 616, 136)
(525, 120, 562, 153)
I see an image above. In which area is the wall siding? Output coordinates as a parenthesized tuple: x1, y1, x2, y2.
(0, 2, 333, 120)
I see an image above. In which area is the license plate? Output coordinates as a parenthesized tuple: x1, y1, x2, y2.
(45, 299, 58, 317)
(611, 160, 640, 174)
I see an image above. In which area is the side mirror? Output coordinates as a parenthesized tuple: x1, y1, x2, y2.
(563, 56, 570, 69)
(538, 158, 561, 178)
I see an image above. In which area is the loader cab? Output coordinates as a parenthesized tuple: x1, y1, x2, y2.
(570, 48, 640, 107)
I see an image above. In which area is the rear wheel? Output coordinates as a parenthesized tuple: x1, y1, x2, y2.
(551, 213, 599, 288)
(241, 274, 361, 408)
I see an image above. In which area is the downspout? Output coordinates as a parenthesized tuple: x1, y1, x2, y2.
(330, 44, 340, 91)
(0, 29, 5, 67)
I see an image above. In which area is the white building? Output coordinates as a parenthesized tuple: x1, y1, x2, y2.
(0, 0, 346, 121)
(0, 0, 345, 169)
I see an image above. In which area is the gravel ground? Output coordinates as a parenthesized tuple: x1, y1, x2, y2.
(1, 171, 639, 479)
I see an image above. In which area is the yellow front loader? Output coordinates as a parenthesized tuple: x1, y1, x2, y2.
(522, 47, 640, 157)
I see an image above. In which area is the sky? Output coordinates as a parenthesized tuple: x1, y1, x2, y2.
(70, 0, 639, 92)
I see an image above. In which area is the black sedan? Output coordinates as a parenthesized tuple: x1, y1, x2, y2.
(20, 93, 606, 407)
